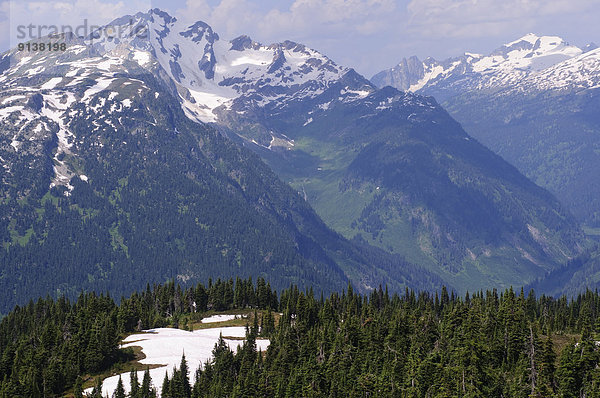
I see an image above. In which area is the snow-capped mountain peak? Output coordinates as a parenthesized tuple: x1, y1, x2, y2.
(0, 7, 379, 185)
(475, 34, 582, 73)
(371, 33, 591, 99)
(505, 32, 540, 46)
(82, 9, 356, 123)
(523, 46, 600, 91)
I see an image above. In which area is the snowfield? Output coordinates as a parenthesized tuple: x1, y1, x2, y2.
(85, 326, 269, 397)
(200, 314, 238, 323)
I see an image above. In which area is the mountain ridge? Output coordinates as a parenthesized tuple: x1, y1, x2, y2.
(371, 34, 600, 228)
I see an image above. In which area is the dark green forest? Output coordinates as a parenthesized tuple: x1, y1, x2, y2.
(3, 278, 600, 397)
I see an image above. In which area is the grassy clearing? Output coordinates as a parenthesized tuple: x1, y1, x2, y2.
(186, 309, 282, 331)
(550, 333, 581, 357)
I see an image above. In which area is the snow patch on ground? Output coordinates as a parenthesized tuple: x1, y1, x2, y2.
(83, 77, 115, 102)
(229, 52, 272, 67)
(201, 314, 237, 323)
(10, 135, 20, 152)
(87, 327, 269, 397)
(41, 93, 77, 191)
(40, 77, 63, 90)
(65, 68, 80, 78)
(96, 57, 123, 71)
(1, 95, 26, 105)
(183, 88, 234, 123)
(133, 50, 151, 67)
(0, 105, 25, 119)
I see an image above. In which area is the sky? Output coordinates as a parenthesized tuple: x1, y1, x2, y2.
(1, 0, 599, 77)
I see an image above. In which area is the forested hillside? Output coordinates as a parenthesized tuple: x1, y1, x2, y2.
(3, 278, 600, 397)
(189, 285, 600, 397)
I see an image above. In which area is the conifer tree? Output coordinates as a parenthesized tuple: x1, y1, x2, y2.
(90, 377, 103, 398)
(556, 341, 579, 398)
(114, 375, 126, 398)
(141, 367, 155, 398)
(536, 334, 556, 396)
(161, 371, 170, 398)
(130, 369, 140, 398)
(179, 353, 191, 398)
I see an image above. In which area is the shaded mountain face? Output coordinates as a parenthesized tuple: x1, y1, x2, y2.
(57, 11, 587, 292)
(0, 21, 445, 314)
(372, 34, 600, 228)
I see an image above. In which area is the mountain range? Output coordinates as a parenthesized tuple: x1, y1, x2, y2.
(0, 11, 591, 312)
(372, 34, 600, 231)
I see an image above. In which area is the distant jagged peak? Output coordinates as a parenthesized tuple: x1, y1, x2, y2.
(180, 20, 220, 43)
(463, 52, 482, 59)
(503, 33, 572, 49)
(371, 32, 593, 96)
(230, 35, 261, 51)
(150, 8, 177, 24)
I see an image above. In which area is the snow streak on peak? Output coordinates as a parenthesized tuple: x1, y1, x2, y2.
(506, 33, 540, 46)
(523, 47, 600, 91)
(473, 34, 581, 74)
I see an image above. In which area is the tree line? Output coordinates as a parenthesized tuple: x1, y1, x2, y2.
(4, 279, 600, 396)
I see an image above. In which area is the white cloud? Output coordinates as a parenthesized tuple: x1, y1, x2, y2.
(406, 0, 600, 38)
(258, 0, 396, 37)
(6, 0, 149, 47)
(0, 1, 11, 51)
(175, 0, 396, 43)
(176, 0, 212, 20)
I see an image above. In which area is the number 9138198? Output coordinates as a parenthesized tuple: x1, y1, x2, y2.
(18, 42, 67, 52)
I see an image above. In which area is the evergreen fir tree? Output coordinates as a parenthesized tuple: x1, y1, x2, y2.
(130, 369, 140, 398)
(114, 375, 126, 398)
(179, 353, 191, 398)
(141, 367, 156, 398)
(161, 371, 170, 398)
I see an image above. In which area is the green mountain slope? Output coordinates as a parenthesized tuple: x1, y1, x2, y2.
(370, 38, 600, 228)
(229, 82, 585, 292)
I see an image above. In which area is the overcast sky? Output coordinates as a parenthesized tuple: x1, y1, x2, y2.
(1, 0, 599, 77)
